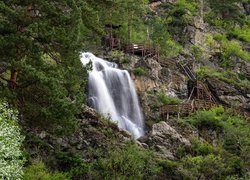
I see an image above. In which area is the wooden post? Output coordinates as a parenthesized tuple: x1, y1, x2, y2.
(8, 69, 17, 89)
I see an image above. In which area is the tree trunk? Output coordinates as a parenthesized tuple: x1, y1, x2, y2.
(8, 69, 17, 89)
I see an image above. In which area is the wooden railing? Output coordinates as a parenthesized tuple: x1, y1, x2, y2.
(125, 43, 159, 60)
(159, 99, 217, 119)
(103, 38, 160, 60)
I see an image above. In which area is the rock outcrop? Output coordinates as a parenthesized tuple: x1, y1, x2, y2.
(140, 121, 191, 159)
(25, 105, 132, 164)
(207, 78, 250, 110)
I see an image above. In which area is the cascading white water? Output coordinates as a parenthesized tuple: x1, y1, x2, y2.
(80, 52, 144, 138)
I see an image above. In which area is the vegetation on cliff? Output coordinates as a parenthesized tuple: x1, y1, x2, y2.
(0, 0, 249, 179)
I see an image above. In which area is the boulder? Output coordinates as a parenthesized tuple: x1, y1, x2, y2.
(147, 121, 191, 159)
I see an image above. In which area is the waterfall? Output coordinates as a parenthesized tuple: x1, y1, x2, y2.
(80, 52, 144, 138)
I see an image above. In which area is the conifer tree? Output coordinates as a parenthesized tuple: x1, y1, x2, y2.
(206, 0, 244, 20)
(0, 1, 117, 132)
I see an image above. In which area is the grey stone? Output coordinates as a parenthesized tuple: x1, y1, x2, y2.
(38, 131, 46, 139)
(147, 121, 191, 159)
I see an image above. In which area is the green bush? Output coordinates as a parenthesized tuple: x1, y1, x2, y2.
(150, 16, 183, 58)
(191, 139, 215, 156)
(92, 142, 161, 179)
(23, 161, 69, 180)
(55, 152, 90, 179)
(186, 107, 224, 131)
(133, 67, 147, 76)
(180, 154, 226, 179)
(163, 0, 198, 45)
(228, 25, 250, 43)
(157, 91, 181, 105)
(158, 159, 180, 177)
(0, 101, 25, 179)
(213, 34, 250, 66)
(191, 45, 204, 61)
(196, 66, 250, 89)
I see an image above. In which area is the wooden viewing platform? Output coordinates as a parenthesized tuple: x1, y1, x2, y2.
(103, 36, 160, 60)
(125, 43, 160, 60)
(159, 99, 216, 119)
(160, 79, 218, 119)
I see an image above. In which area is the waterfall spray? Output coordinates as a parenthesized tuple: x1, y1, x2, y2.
(81, 52, 144, 138)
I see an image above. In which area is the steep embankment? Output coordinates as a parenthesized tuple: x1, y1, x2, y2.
(22, 0, 250, 179)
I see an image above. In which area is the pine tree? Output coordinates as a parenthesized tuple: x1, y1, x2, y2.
(206, 0, 244, 21)
(0, 1, 117, 132)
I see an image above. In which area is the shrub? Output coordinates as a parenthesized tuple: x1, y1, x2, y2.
(157, 91, 181, 105)
(0, 101, 25, 179)
(92, 142, 161, 179)
(196, 66, 250, 89)
(191, 139, 215, 156)
(191, 45, 204, 61)
(221, 40, 250, 65)
(133, 67, 147, 76)
(180, 154, 226, 179)
(213, 34, 250, 66)
(55, 152, 90, 178)
(23, 161, 69, 180)
(227, 25, 250, 43)
(158, 159, 180, 177)
(186, 108, 224, 131)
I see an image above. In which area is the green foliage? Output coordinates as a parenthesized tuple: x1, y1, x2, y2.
(158, 159, 180, 177)
(133, 67, 147, 76)
(163, 0, 198, 44)
(180, 154, 226, 179)
(205, 34, 217, 47)
(191, 138, 215, 156)
(228, 25, 250, 43)
(182, 107, 250, 177)
(191, 44, 204, 61)
(157, 91, 181, 105)
(205, 0, 246, 25)
(99, 0, 148, 44)
(0, 1, 91, 134)
(23, 161, 69, 180)
(150, 17, 183, 57)
(0, 101, 25, 180)
(213, 34, 250, 66)
(92, 142, 161, 179)
(55, 152, 90, 179)
(221, 40, 250, 64)
(196, 66, 250, 89)
(186, 106, 225, 131)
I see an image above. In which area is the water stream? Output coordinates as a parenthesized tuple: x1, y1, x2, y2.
(80, 52, 144, 138)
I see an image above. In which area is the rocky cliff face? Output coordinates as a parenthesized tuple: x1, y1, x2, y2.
(24, 105, 132, 170)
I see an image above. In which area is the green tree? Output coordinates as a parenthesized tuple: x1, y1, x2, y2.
(98, 0, 148, 43)
(206, 0, 245, 22)
(0, 1, 118, 132)
(0, 101, 25, 179)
